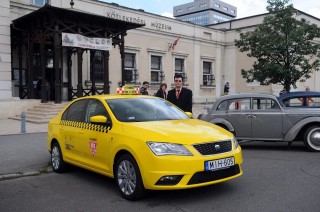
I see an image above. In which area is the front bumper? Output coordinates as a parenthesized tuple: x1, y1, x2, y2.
(139, 146, 243, 190)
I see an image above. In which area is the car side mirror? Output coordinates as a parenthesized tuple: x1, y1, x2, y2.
(185, 112, 193, 118)
(90, 115, 109, 124)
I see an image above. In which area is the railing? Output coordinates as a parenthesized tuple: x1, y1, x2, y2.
(71, 88, 105, 99)
(203, 75, 215, 86)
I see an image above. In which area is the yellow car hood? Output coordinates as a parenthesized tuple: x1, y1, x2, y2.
(121, 119, 232, 144)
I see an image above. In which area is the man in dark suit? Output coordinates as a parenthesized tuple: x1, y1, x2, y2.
(167, 74, 193, 113)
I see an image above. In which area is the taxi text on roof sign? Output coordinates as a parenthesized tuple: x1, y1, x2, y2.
(116, 85, 140, 95)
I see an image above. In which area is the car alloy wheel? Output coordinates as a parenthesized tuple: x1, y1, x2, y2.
(51, 142, 68, 173)
(304, 125, 320, 152)
(115, 154, 145, 200)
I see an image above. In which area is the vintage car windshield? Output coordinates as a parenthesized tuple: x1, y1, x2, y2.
(107, 98, 189, 122)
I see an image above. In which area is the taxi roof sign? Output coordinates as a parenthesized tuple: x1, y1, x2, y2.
(116, 85, 140, 95)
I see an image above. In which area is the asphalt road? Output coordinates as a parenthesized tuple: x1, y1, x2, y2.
(0, 134, 320, 212)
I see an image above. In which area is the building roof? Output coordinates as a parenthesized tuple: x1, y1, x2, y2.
(12, 4, 145, 36)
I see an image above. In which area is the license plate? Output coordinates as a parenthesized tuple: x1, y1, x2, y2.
(205, 157, 235, 171)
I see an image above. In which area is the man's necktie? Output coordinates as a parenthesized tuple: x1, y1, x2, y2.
(176, 90, 180, 99)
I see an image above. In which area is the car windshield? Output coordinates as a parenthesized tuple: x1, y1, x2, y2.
(107, 98, 189, 122)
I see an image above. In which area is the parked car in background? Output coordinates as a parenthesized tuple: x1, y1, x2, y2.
(198, 92, 320, 152)
(278, 91, 320, 108)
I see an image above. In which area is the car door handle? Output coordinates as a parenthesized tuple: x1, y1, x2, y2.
(245, 114, 256, 119)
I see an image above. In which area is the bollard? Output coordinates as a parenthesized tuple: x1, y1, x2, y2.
(21, 112, 26, 133)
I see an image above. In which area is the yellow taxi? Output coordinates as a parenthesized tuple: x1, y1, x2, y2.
(47, 86, 243, 200)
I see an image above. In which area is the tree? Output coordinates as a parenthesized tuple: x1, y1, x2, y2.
(235, 0, 320, 92)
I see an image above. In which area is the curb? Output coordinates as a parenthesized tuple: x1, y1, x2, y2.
(0, 166, 53, 181)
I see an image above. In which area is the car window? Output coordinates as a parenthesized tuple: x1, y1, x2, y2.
(62, 99, 87, 122)
(217, 100, 228, 110)
(107, 98, 189, 122)
(228, 98, 250, 111)
(283, 96, 320, 107)
(85, 99, 109, 123)
(253, 98, 279, 110)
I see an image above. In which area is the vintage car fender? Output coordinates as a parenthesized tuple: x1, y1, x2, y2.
(209, 118, 235, 132)
(284, 116, 320, 141)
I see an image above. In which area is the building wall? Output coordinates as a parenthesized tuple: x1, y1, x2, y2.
(1, 0, 320, 119)
(0, 0, 12, 100)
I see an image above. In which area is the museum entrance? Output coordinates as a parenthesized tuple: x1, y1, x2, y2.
(10, 4, 144, 103)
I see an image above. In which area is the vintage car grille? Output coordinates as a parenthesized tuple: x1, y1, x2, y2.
(187, 165, 240, 185)
(193, 140, 232, 155)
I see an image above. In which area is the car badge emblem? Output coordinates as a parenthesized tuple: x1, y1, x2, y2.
(215, 144, 220, 150)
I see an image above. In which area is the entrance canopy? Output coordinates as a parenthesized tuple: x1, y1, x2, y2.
(12, 4, 143, 37)
(11, 4, 144, 103)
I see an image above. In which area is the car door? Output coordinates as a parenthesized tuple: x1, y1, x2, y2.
(227, 98, 252, 138)
(60, 99, 87, 163)
(251, 97, 283, 140)
(79, 99, 113, 173)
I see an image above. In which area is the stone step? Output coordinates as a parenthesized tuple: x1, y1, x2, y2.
(10, 101, 69, 124)
(27, 108, 62, 114)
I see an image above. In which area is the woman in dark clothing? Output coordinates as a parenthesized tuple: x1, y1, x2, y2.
(155, 83, 167, 99)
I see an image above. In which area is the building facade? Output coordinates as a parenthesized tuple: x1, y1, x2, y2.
(0, 0, 320, 119)
(173, 0, 237, 25)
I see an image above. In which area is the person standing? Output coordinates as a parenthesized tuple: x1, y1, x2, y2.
(167, 74, 193, 113)
(155, 83, 167, 99)
(224, 82, 230, 95)
(140, 81, 149, 95)
(36, 77, 42, 99)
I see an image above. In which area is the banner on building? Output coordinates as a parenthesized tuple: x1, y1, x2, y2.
(62, 33, 112, 51)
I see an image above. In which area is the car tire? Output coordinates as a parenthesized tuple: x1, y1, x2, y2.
(115, 154, 145, 200)
(51, 142, 68, 173)
(303, 125, 320, 152)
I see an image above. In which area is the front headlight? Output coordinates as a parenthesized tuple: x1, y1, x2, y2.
(233, 136, 239, 149)
(147, 142, 193, 156)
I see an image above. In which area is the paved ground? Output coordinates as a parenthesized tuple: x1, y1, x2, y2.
(0, 104, 210, 136)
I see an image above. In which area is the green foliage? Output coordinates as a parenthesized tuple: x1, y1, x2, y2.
(235, 0, 320, 91)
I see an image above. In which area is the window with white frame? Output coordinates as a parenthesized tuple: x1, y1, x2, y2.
(188, 6, 194, 10)
(31, 0, 48, 7)
(175, 58, 187, 82)
(151, 55, 162, 83)
(214, 3, 220, 8)
(203, 61, 214, 86)
(124, 53, 137, 83)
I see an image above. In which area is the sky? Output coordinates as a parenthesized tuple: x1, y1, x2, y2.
(101, 0, 320, 19)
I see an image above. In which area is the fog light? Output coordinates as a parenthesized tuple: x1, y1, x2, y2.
(155, 175, 183, 185)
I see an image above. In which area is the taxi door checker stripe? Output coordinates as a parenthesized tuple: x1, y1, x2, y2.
(60, 120, 111, 133)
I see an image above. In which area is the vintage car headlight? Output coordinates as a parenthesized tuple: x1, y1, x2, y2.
(147, 142, 193, 156)
(233, 136, 239, 149)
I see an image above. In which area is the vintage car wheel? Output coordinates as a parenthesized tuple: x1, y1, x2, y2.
(51, 142, 68, 173)
(115, 154, 145, 200)
(303, 126, 320, 152)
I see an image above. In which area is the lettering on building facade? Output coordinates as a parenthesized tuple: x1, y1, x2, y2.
(106, 11, 172, 31)
(150, 22, 172, 31)
(106, 11, 146, 25)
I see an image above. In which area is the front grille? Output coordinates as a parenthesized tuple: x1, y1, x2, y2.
(187, 165, 240, 185)
(193, 140, 232, 155)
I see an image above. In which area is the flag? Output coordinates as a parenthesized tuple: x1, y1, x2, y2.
(168, 36, 180, 51)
